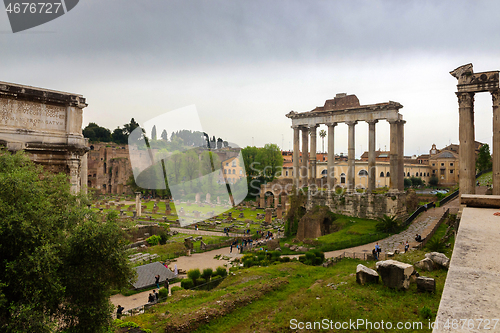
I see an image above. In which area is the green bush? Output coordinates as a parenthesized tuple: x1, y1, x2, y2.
(146, 235, 162, 246)
(280, 256, 291, 263)
(201, 268, 213, 280)
(211, 274, 221, 280)
(158, 230, 169, 245)
(216, 266, 227, 277)
(180, 279, 194, 289)
(195, 278, 206, 286)
(158, 288, 169, 299)
(118, 321, 139, 328)
(187, 268, 201, 282)
(170, 286, 182, 294)
(425, 237, 446, 253)
(420, 306, 434, 320)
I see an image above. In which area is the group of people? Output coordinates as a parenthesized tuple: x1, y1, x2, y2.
(230, 238, 254, 254)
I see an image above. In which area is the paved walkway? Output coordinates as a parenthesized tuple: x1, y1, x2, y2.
(170, 227, 240, 238)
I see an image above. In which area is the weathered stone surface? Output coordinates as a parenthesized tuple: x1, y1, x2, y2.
(416, 276, 435, 293)
(296, 206, 337, 241)
(376, 260, 415, 290)
(297, 246, 308, 252)
(415, 258, 435, 271)
(425, 252, 450, 269)
(266, 239, 280, 251)
(356, 264, 379, 285)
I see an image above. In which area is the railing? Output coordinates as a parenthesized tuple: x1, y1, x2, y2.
(439, 190, 459, 206)
(417, 208, 449, 249)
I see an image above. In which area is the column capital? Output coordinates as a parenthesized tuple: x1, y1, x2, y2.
(388, 119, 405, 125)
(345, 121, 358, 126)
(492, 89, 500, 106)
(326, 122, 337, 128)
(291, 124, 301, 129)
(309, 124, 319, 132)
(456, 91, 475, 107)
(366, 119, 379, 125)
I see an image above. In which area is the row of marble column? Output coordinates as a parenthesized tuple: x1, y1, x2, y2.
(292, 120, 405, 192)
(458, 90, 500, 195)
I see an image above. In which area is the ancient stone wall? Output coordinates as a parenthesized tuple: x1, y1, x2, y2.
(307, 192, 407, 221)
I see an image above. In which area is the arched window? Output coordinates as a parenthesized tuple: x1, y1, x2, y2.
(419, 172, 422, 177)
(407, 172, 410, 177)
(321, 169, 328, 176)
(224, 169, 227, 174)
(358, 169, 368, 176)
(386, 172, 390, 177)
(232, 169, 236, 174)
(340, 173, 346, 184)
(380, 172, 385, 177)
(232, 160, 237, 167)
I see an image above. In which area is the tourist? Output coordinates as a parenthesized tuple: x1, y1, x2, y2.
(375, 242, 381, 258)
(372, 247, 378, 260)
(230, 244, 233, 253)
(415, 234, 422, 242)
(404, 241, 409, 253)
(116, 305, 125, 319)
(155, 274, 160, 289)
(174, 264, 178, 276)
(154, 289, 159, 301)
(148, 293, 155, 303)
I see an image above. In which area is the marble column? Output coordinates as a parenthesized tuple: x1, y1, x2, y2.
(301, 126, 309, 187)
(67, 158, 81, 195)
(135, 192, 142, 217)
(327, 123, 337, 190)
(457, 92, 476, 198)
(397, 120, 405, 192)
(309, 125, 318, 186)
(292, 125, 300, 189)
(493, 90, 500, 195)
(367, 120, 377, 192)
(346, 121, 357, 192)
(389, 120, 399, 191)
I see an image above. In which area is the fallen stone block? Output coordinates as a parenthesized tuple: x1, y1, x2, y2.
(376, 260, 415, 290)
(425, 252, 450, 269)
(416, 276, 436, 293)
(356, 264, 379, 285)
(415, 258, 435, 271)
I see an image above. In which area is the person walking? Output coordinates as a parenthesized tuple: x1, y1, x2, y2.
(404, 241, 409, 253)
(155, 275, 160, 289)
(116, 305, 125, 319)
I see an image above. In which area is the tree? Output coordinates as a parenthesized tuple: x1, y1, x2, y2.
(83, 123, 112, 143)
(151, 125, 157, 141)
(404, 178, 412, 188)
(319, 129, 327, 153)
(112, 127, 127, 144)
(123, 118, 140, 136)
(476, 143, 492, 172)
(241, 146, 261, 178)
(429, 175, 439, 186)
(256, 143, 284, 181)
(0, 151, 133, 332)
(161, 129, 168, 141)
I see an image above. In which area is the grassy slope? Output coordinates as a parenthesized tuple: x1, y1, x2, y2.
(123, 249, 448, 333)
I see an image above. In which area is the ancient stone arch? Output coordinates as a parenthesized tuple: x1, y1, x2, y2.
(0, 81, 88, 193)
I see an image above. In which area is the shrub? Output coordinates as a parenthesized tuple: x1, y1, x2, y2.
(118, 321, 139, 328)
(201, 268, 213, 281)
(376, 215, 401, 233)
(146, 235, 161, 246)
(170, 286, 182, 294)
(187, 268, 201, 281)
(158, 288, 169, 299)
(280, 256, 291, 263)
(425, 237, 446, 253)
(195, 278, 206, 287)
(420, 306, 434, 320)
(158, 230, 169, 245)
(180, 279, 194, 289)
(216, 266, 227, 277)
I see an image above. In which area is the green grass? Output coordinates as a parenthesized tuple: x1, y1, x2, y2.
(477, 171, 492, 186)
(120, 248, 449, 333)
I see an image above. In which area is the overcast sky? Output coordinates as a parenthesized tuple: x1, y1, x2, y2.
(2, 0, 500, 157)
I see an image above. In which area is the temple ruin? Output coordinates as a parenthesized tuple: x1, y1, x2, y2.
(0, 81, 88, 194)
(450, 63, 500, 199)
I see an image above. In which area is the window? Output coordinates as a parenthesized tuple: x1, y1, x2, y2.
(358, 169, 368, 176)
(285, 171, 289, 176)
(232, 169, 235, 174)
(386, 172, 390, 177)
(441, 163, 445, 166)
(240, 170, 243, 175)
(450, 163, 454, 166)
(226, 163, 229, 166)
(321, 169, 328, 176)
(407, 172, 410, 177)
(380, 172, 385, 177)
(432, 163, 435, 166)
(340, 173, 346, 184)
(232, 160, 236, 167)
(433, 170, 436, 174)
(440, 169, 445, 175)
(450, 170, 454, 174)
(224, 169, 227, 174)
